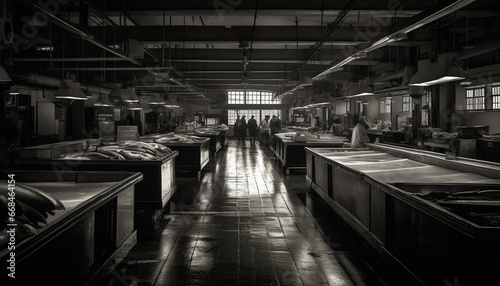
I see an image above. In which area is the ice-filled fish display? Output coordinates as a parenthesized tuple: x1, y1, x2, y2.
(0, 181, 65, 248)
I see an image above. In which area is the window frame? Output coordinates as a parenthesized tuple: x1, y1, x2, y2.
(465, 86, 485, 110)
(402, 95, 411, 112)
(227, 90, 280, 105)
(492, 85, 500, 110)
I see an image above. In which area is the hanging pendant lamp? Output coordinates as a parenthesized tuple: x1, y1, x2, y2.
(409, 53, 466, 86)
(9, 85, 20, 95)
(0, 65, 12, 83)
(93, 91, 113, 107)
(148, 93, 166, 105)
(124, 87, 139, 103)
(126, 102, 142, 110)
(54, 79, 88, 100)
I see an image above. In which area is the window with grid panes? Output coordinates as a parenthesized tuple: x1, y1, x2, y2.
(228, 90, 245, 104)
(205, 118, 219, 125)
(385, 98, 392, 113)
(422, 92, 431, 127)
(380, 101, 386, 113)
(228, 110, 281, 126)
(492, 86, 500, 109)
(402, 95, 410, 112)
(466, 87, 485, 110)
(227, 90, 280, 105)
(261, 92, 272, 104)
(247, 91, 259, 104)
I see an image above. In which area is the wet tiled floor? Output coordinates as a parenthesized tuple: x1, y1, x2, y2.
(97, 140, 389, 286)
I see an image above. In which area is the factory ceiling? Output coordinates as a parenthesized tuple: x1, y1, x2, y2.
(2, 0, 500, 105)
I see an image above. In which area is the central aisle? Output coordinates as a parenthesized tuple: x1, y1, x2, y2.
(99, 140, 384, 286)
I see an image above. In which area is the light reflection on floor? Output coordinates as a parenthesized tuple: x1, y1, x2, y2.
(97, 140, 391, 286)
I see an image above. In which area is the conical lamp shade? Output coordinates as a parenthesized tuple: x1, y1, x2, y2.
(94, 93, 113, 107)
(0, 65, 12, 82)
(126, 102, 142, 110)
(124, 87, 139, 103)
(149, 93, 166, 105)
(9, 85, 20, 95)
(54, 79, 88, 100)
(409, 53, 465, 86)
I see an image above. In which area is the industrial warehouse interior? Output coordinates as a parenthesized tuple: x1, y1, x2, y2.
(1, 0, 500, 285)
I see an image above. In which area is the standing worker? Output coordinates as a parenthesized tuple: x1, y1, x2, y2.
(259, 115, 270, 144)
(269, 115, 281, 136)
(247, 115, 258, 145)
(239, 115, 247, 142)
(351, 116, 371, 148)
(234, 115, 241, 139)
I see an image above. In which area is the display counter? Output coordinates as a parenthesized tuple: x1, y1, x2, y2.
(142, 134, 210, 179)
(203, 127, 229, 149)
(477, 138, 500, 163)
(187, 131, 221, 157)
(305, 144, 500, 285)
(0, 171, 142, 285)
(270, 133, 348, 174)
(14, 141, 178, 223)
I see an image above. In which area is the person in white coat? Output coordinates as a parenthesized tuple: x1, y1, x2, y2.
(351, 116, 371, 148)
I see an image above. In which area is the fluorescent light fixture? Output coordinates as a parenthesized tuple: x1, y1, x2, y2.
(313, 0, 475, 80)
(54, 79, 88, 100)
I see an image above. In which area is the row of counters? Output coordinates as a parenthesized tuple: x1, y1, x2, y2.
(270, 133, 349, 174)
(1, 127, 229, 284)
(305, 143, 500, 285)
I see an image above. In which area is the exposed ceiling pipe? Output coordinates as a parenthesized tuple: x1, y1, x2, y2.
(29, 2, 142, 66)
(282, 0, 358, 86)
(5, 57, 138, 62)
(457, 37, 500, 61)
(7, 69, 62, 88)
(313, 0, 476, 80)
(7, 69, 110, 94)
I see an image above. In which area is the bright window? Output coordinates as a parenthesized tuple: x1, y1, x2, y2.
(227, 90, 280, 105)
(228, 90, 245, 104)
(466, 87, 485, 110)
(228, 110, 281, 126)
(380, 98, 391, 114)
(385, 98, 392, 113)
(402, 95, 410, 112)
(380, 101, 386, 114)
(205, 118, 219, 125)
(492, 86, 500, 109)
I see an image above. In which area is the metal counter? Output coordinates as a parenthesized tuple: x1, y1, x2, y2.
(0, 171, 142, 285)
(187, 131, 221, 157)
(305, 144, 500, 285)
(270, 133, 347, 174)
(146, 138, 210, 179)
(15, 151, 178, 221)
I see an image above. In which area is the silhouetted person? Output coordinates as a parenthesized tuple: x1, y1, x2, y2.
(247, 115, 258, 145)
(234, 115, 241, 138)
(239, 115, 247, 142)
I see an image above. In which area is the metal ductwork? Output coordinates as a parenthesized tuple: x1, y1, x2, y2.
(8, 69, 62, 88)
(8, 69, 110, 95)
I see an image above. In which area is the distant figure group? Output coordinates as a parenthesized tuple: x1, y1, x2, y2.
(234, 114, 280, 146)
